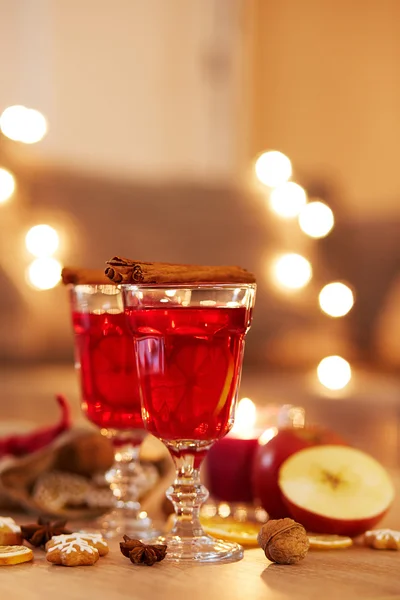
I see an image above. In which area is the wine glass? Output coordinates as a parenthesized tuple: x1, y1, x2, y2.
(68, 283, 159, 539)
(123, 283, 256, 562)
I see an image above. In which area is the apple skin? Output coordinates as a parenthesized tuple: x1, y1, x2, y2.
(252, 427, 346, 519)
(281, 496, 389, 537)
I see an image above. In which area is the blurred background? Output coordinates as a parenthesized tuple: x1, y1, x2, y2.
(1, 0, 400, 466)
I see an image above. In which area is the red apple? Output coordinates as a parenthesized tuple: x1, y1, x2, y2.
(279, 445, 394, 537)
(252, 427, 346, 518)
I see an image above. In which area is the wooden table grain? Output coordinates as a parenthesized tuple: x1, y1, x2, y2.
(1, 535, 400, 600)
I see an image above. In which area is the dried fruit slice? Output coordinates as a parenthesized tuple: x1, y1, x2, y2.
(200, 517, 260, 547)
(153, 340, 234, 416)
(308, 534, 353, 549)
(0, 545, 33, 566)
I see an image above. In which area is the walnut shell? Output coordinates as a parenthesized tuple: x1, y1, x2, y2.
(258, 518, 309, 565)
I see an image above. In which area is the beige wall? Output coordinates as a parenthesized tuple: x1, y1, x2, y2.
(249, 0, 400, 217)
(0, 0, 243, 182)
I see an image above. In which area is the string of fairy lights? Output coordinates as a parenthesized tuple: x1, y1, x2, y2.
(0, 105, 63, 290)
(0, 105, 354, 392)
(254, 150, 354, 392)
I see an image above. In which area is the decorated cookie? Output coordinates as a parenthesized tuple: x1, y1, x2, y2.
(0, 517, 22, 546)
(0, 546, 33, 566)
(85, 487, 114, 509)
(47, 532, 109, 557)
(33, 471, 90, 512)
(46, 535, 99, 567)
(74, 532, 109, 556)
(364, 529, 400, 550)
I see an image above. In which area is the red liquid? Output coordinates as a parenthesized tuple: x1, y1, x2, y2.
(126, 307, 251, 444)
(72, 312, 144, 432)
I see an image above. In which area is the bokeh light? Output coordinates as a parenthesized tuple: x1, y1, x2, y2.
(258, 426, 278, 446)
(255, 151, 292, 188)
(231, 397, 257, 438)
(272, 253, 312, 290)
(298, 200, 334, 238)
(270, 182, 307, 218)
(25, 224, 59, 258)
(317, 355, 352, 390)
(0, 167, 15, 204)
(319, 282, 354, 317)
(0, 105, 47, 144)
(27, 257, 62, 290)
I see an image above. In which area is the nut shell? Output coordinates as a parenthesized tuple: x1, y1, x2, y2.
(258, 518, 309, 565)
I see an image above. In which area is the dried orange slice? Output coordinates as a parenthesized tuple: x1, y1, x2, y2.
(308, 534, 353, 549)
(200, 517, 260, 547)
(0, 546, 33, 566)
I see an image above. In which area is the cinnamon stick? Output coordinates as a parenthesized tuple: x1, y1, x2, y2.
(61, 266, 111, 286)
(105, 257, 256, 285)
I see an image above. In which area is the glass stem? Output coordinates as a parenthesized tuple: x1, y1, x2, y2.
(106, 443, 143, 518)
(166, 452, 209, 538)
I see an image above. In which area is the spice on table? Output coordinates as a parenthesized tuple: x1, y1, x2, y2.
(0, 545, 34, 566)
(21, 517, 71, 549)
(119, 535, 167, 566)
(308, 534, 353, 550)
(257, 518, 309, 565)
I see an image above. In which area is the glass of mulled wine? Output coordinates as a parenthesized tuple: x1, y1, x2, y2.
(69, 283, 158, 539)
(123, 283, 256, 563)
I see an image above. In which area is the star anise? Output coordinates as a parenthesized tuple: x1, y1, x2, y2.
(119, 535, 167, 566)
(21, 516, 71, 549)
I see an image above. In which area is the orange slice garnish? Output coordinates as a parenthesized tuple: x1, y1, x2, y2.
(150, 340, 235, 419)
(0, 546, 33, 566)
(308, 534, 353, 549)
(200, 517, 260, 547)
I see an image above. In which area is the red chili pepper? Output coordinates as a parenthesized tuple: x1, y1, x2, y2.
(0, 395, 71, 458)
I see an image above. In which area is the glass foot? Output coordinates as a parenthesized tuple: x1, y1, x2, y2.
(98, 509, 160, 541)
(147, 533, 243, 563)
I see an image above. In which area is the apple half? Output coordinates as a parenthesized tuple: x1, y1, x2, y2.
(279, 445, 395, 537)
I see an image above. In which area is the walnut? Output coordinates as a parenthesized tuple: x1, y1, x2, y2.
(257, 518, 309, 565)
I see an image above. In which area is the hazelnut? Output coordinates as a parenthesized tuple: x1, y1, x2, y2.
(258, 518, 309, 565)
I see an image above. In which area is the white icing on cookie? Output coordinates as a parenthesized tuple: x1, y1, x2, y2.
(365, 529, 400, 542)
(47, 535, 97, 555)
(76, 532, 108, 547)
(0, 517, 21, 533)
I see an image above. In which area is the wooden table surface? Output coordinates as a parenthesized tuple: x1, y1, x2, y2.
(1, 495, 400, 600)
(1, 532, 400, 600)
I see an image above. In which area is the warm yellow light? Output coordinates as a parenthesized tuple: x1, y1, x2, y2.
(25, 224, 59, 258)
(319, 282, 354, 317)
(269, 182, 307, 218)
(27, 257, 62, 290)
(0, 168, 15, 204)
(317, 355, 352, 390)
(258, 426, 278, 446)
(255, 151, 292, 188)
(298, 201, 334, 238)
(231, 397, 257, 438)
(0, 105, 47, 144)
(218, 503, 231, 518)
(0, 105, 26, 141)
(272, 253, 312, 290)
